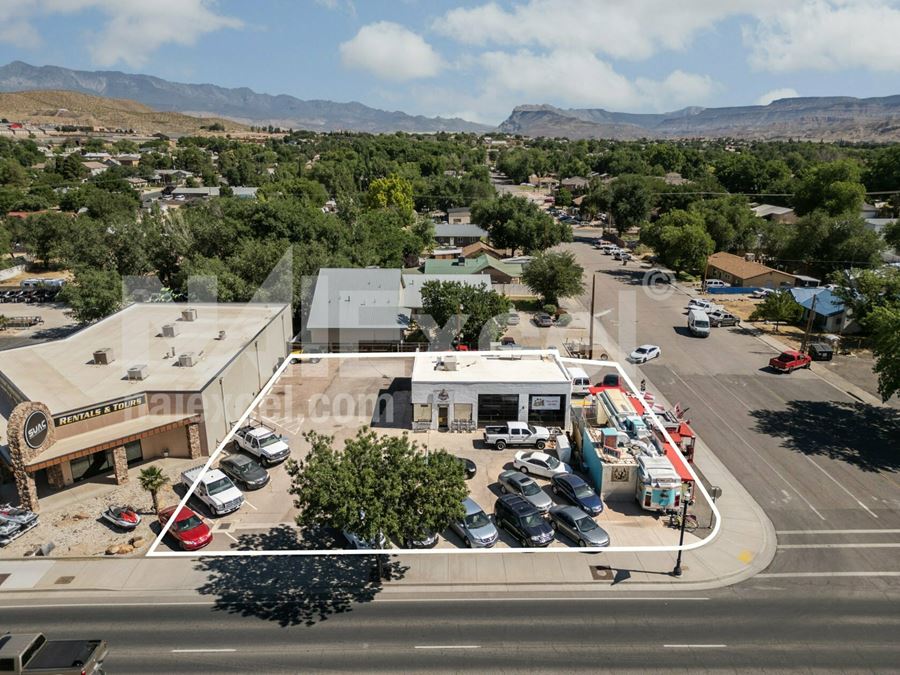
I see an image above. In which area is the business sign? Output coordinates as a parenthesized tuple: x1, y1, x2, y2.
(54, 394, 147, 427)
(24, 410, 49, 449)
(530, 395, 561, 411)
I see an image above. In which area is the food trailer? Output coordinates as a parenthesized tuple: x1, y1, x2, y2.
(635, 455, 682, 512)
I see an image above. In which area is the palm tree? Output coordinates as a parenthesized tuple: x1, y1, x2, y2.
(138, 466, 170, 514)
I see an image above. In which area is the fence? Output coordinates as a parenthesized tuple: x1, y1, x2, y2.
(706, 286, 761, 295)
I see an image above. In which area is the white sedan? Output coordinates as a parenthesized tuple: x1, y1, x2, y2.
(629, 344, 661, 363)
(513, 451, 571, 479)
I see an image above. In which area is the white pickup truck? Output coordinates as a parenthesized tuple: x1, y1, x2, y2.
(483, 421, 552, 451)
(233, 424, 291, 466)
(181, 466, 244, 516)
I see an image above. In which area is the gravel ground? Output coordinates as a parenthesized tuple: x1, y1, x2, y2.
(1, 461, 189, 558)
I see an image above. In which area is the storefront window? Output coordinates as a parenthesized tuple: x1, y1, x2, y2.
(454, 403, 473, 421)
(70, 450, 113, 482)
(125, 440, 143, 465)
(413, 404, 432, 422)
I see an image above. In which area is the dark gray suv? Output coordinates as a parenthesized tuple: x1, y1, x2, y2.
(494, 494, 554, 547)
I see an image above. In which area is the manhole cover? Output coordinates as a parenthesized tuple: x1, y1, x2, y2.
(590, 565, 613, 581)
(0, 574, 9, 587)
(55, 576, 75, 585)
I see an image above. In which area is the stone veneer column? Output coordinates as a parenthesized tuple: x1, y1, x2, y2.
(112, 446, 129, 485)
(46, 463, 65, 489)
(187, 423, 202, 459)
(13, 469, 39, 513)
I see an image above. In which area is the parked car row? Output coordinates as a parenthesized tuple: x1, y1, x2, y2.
(0, 288, 60, 303)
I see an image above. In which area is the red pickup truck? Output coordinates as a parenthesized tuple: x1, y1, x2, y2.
(769, 350, 812, 373)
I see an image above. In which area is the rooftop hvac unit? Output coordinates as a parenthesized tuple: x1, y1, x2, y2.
(745, 253, 756, 262)
(216, 330, 226, 340)
(178, 352, 197, 368)
(443, 355, 458, 371)
(181, 308, 198, 322)
(127, 364, 149, 381)
(162, 323, 179, 338)
(92, 347, 115, 365)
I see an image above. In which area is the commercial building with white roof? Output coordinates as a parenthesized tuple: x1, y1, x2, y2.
(0, 302, 292, 511)
(410, 353, 572, 430)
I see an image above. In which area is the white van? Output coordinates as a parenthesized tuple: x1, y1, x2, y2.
(687, 309, 711, 337)
(567, 366, 591, 396)
(705, 279, 728, 289)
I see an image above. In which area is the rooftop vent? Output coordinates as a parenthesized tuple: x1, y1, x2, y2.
(216, 330, 226, 340)
(127, 364, 149, 381)
(443, 355, 458, 371)
(162, 323, 179, 338)
(181, 308, 198, 322)
(93, 348, 115, 365)
(457, 255, 465, 265)
(178, 352, 197, 368)
(745, 253, 756, 262)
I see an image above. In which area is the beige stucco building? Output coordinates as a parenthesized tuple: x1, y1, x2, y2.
(0, 302, 292, 511)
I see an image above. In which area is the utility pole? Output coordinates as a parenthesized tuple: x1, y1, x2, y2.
(588, 273, 596, 359)
(800, 292, 817, 353)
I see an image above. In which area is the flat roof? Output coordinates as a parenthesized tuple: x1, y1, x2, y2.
(412, 354, 570, 385)
(0, 303, 288, 414)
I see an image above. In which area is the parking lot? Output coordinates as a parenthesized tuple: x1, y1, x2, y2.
(163, 356, 704, 553)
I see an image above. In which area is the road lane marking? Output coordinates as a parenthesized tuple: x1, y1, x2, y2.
(664, 644, 726, 649)
(756, 571, 900, 578)
(776, 529, 900, 535)
(664, 366, 826, 519)
(0, 597, 711, 611)
(171, 649, 236, 653)
(777, 543, 900, 549)
(800, 455, 878, 519)
(414, 645, 480, 650)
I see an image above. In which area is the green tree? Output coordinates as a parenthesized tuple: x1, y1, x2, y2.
(0, 158, 28, 187)
(138, 465, 170, 514)
(832, 267, 900, 327)
(59, 269, 122, 323)
(24, 212, 74, 267)
(471, 193, 570, 254)
(794, 160, 866, 216)
(555, 187, 573, 207)
(749, 290, 802, 331)
(867, 305, 900, 402)
(287, 429, 467, 554)
(884, 219, 900, 250)
(419, 280, 510, 347)
(781, 212, 883, 277)
(610, 175, 654, 234)
(366, 174, 414, 213)
(522, 250, 585, 306)
(689, 196, 762, 252)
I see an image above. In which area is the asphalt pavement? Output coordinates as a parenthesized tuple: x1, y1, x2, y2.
(564, 230, 900, 586)
(2, 589, 898, 673)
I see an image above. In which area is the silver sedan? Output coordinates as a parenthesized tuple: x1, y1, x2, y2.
(548, 505, 610, 547)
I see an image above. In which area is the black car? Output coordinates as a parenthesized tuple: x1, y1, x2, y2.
(494, 494, 554, 548)
(218, 454, 270, 490)
(599, 373, 620, 387)
(550, 473, 604, 516)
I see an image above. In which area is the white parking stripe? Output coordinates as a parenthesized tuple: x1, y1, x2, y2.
(171, 649, 236, 653)
(665, 367, 826, 519)
(243, 500, 258, 510)
(756, 571, 900, 578)
(800, 455, 878, 519)
(223, 532, 239, 543)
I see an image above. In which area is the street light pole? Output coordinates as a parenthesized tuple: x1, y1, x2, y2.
(588, 273, 596, 359)
(672, 497, 692, 577)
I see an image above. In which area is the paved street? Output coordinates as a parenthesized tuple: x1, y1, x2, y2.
(1, 587, 898, 672)
(563, 230, 900, 585)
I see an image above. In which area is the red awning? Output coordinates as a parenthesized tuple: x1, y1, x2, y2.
(664, 443, 693, 482)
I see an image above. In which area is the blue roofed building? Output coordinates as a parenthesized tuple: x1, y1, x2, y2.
(789, 287, 856, 334)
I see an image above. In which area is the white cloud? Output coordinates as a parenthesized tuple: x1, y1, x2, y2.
(746, 1, 900, 72)
(0, 0, 243, 68)
(479, 49, 716, 111)
(340, 22, 442, 81)
(756, 87, 800, 105)
(435, 0, 777, 61)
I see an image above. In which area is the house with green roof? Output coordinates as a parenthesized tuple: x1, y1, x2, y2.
(423, 254, 523, 284)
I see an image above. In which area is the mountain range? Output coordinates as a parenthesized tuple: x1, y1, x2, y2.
(498, 100, 900, 141)
(0, 61, 491, 134)
(4, 60, 900, 141)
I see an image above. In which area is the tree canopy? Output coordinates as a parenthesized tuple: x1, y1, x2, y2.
(471, 193, 570, 254)
(419, 279, 510, 348)
(522, 250, 585, 306)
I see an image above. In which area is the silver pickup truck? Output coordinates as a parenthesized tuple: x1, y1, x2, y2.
(0, 633, 107, 674)
(483, 421, 551, 451)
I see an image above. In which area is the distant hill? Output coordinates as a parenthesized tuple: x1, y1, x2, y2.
(0, 61, 492, 134)
(0, 89, 247, 134)
(500, 98, 900, 141)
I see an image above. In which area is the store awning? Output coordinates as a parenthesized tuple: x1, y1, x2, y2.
(26, 413, 201, 471)
(664, 443, 693, 482)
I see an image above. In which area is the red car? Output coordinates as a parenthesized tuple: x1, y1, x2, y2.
(158, 505, 212, 550)
(769, 350, 812, 373)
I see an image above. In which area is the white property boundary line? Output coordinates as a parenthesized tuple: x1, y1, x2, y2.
(147, 349, 721, 557)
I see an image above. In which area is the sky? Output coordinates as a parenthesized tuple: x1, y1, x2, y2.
(3, 0, 900, 125)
